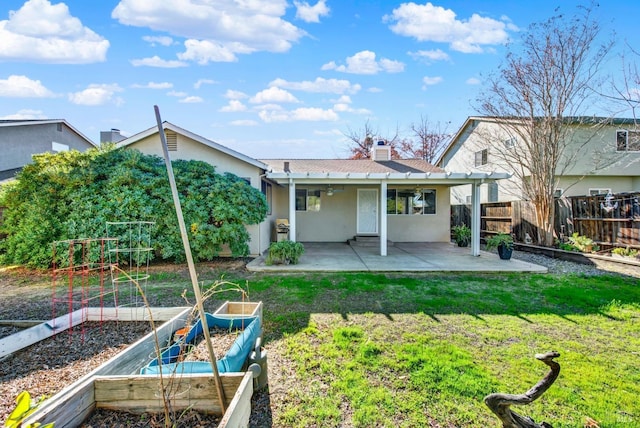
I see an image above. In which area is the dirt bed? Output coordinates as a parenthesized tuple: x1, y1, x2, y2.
(0, 321, 151, 423)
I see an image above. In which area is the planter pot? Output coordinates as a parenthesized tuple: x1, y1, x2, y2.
(456, 238, 470, 247)
(497, 243, 513, 260)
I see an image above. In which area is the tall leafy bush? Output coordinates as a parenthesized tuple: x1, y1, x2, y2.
(0, 146, 267, 267)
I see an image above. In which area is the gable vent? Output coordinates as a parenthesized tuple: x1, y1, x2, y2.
(166, 131, 177, 151)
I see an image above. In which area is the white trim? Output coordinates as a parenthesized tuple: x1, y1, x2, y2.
(117, 121, 268, 170)
(380, 182, 387, 256)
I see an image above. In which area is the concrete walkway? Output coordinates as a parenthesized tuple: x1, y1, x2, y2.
(246, 242, 548, 273)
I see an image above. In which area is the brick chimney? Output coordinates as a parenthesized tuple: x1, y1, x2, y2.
(371, 140, 391, 161)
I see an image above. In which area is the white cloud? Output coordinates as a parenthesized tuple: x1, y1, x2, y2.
(142, 35, 174, 46)
(422, 76, 443, 89)
(194, 79, 216, 89)
(258, 107, 338, 122)
(367, 87, 383, 93)
(294, 0, 330, 23)
(321, 50, 404, 74)
(68, 83, 123, 106)
(0, 75, 55, 97)
(0, 109, 47, 119)
(178, 39, 239, 64)
(409, 49, 450, 63)
(269, 77, 361, 94)
(112, 0, 307, 62)
(131, 81, 173, 89)
(167, 90, 187, 97)
(384, 2, 514, 53)
(230, 119, 258, 126)
(130, 55, 187, 68)
(0, 0, 108, 63)
(250, 87, 299, 104)
(224, 89, 248, 100)
(466, 77, 481, 85)
(219, 100, 247, 112)
(179, 96, 203, 103)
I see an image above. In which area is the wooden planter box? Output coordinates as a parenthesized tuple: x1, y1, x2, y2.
(19, 307, 254, 428)
(214, 300, 263, 322)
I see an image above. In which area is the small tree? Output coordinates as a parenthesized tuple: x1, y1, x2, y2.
(398, 115, 451, 163)
(475, 4, 612, 246)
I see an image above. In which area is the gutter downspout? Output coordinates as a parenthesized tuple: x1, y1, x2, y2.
(288, 177, 296, 242)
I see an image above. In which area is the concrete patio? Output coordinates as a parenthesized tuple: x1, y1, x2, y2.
(246, 242, 548, 273)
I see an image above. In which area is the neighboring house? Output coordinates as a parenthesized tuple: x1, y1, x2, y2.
(0, 119, 96, 181)
(118, 122, 509, 257)
(438, 116, 640, 204)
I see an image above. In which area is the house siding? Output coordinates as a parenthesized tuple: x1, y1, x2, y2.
(443, 118, 640, 202)
(122, 133, 269, 256)
(1, 122, 94, 173)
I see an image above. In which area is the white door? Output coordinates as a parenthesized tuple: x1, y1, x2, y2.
(357, 189, 378, 235)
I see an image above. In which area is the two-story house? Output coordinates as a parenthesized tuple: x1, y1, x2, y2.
(438, 116, 640, 204)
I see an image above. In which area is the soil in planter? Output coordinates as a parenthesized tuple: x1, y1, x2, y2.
(82, 408, 221, 427)
(181, 326, 243, 362)
(0, 321, 151, 423)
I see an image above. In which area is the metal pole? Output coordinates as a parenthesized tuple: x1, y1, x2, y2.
(153, 105, 226, 413)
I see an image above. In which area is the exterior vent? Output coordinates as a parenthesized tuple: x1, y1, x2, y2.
(166, 131, 177, 151)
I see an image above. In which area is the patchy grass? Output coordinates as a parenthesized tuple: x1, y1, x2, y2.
(1, 266, 638, 427)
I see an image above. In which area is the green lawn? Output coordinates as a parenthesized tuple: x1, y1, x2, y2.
(218, 271, 640, 427)
(4, 266, 637, 427)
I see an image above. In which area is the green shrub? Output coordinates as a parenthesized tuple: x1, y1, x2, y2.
(452, 224, 471, 246)
(265, 240, 305, 265)
(612, 246, 639, 258)
(0, 146, 268, 268)
(485, 232, 513, 250)
(567, 233, 596, 253)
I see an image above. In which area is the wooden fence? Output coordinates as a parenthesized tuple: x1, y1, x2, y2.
(451, 192, 640, 248)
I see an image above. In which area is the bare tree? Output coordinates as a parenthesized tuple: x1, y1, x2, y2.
(398, 115, 451, 163)
(344, 120, 400, 159)
(475, 4, 612, 246)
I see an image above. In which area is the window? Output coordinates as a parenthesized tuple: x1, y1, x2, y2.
(504, 137, 516, 150)
(295, 189, 320, 211)
(387, 189, 436, 215)
(616, 130, 640, 151)
(474, 149, 488, 166)
(488, 182, 498, 202)
(51, 142, 69, 152)
(589, 188, 610, 196)
(261, 180, 272, 215)
(554, 188, 564, 198)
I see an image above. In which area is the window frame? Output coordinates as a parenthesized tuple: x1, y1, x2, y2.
(616, 129, 640, 152)
(295, 188, 321, 212)
(589, 188, 611, 196)
(474, 149, 488, 166)
(387, 188, 436, 215)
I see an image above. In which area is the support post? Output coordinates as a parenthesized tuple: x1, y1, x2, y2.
(288, 178, 296, 242)
(471, 180, 481, 256)
(380, 181, 387, 256)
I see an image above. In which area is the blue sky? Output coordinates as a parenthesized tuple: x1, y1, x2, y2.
(0, 0, 637, 159)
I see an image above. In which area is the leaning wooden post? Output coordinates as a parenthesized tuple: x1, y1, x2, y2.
(484, 351, 560, 428)
(154, 105, 226, 413)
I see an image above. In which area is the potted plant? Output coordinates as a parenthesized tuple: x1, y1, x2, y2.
(452, 224, 471, 247)
(486, 232, 514, 260)
(265, 240, 305, 265)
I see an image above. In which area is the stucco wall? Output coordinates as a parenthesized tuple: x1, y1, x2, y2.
(271, 184, 451, 243)
(1, 122, 94, 172)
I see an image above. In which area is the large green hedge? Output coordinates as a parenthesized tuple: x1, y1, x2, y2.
(0, 146, 268, 268)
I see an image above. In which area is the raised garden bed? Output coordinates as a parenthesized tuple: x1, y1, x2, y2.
(4, 302, 263, 428)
